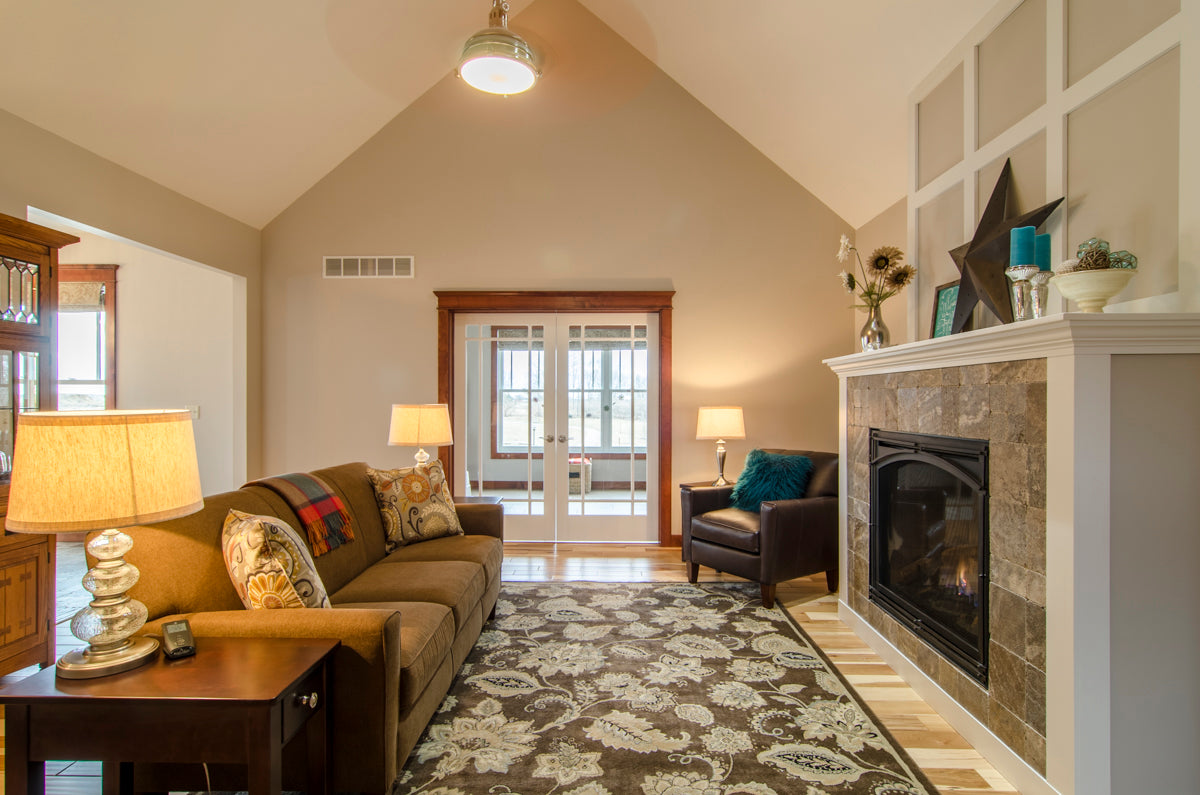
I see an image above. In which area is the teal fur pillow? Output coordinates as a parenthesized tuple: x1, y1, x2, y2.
(729, 450, 815, 511)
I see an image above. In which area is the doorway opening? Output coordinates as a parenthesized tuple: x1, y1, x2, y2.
(437, 291, 674, 544)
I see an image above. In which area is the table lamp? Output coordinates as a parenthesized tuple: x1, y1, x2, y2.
(6, 410, 203, 678)
(389, 404, 454, 465)
(696, 406, 745, 486)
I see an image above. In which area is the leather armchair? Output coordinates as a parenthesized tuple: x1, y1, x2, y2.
(681, 449, 838, 608)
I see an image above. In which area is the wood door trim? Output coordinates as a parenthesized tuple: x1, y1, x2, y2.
(435, 291, 675, 545)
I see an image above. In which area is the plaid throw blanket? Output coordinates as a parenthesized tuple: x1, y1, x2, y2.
(248, 473, 354, 557)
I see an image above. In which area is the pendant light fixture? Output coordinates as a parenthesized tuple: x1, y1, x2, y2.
(458, 0, 540, 95)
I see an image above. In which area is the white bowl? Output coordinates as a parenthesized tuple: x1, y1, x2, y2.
(1052, 268, 1135, 312)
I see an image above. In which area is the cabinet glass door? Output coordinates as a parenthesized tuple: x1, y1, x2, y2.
(0, 349, 40, 481)
(0, 255, 44, 327)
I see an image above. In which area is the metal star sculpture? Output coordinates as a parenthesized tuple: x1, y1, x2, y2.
(949, 159, 1064, 332)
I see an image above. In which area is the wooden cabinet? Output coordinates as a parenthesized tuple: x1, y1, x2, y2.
(0, 533, 54, 674)
(0, 212, 78, 676)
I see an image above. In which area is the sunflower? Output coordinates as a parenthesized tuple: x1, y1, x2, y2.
(885, 264, 916, 289)
(867, 245, 904, 272)
(246, 571, 304, 609)
(838, 271, 856, 293)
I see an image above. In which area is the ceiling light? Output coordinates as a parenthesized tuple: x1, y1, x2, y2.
(458, 0, 540, 95)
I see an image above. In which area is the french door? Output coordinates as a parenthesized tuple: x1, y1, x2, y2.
(455, 312, 658, 542)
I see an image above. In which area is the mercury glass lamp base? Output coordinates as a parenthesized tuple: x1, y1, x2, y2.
(56, 635, 160, 679)
(711, 440, 730, 486)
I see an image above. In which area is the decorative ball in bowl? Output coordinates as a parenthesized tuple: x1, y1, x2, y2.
(1052, 268, 1135, 312)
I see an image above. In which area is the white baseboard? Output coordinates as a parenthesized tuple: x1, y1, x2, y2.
(838, 600, 1062, 795)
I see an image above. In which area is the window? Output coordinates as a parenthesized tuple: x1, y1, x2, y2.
(494, 325, 647, 456)
(57, 265, 117, 410)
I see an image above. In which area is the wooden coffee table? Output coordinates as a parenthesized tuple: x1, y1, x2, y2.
(0, 635, 339, 795)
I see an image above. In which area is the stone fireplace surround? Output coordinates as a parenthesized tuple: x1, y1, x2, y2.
(826, 314, 1200, 795)
(851, 368, 1044, 764)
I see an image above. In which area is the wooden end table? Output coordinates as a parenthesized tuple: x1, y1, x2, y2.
(0, 635, 339, 795)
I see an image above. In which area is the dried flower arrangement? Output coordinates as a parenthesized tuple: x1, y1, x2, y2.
(836, 234, 915, 309)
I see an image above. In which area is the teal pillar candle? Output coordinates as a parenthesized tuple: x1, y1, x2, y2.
(1035, 233, 1051, 271)
(1010, 226, 1036, 267)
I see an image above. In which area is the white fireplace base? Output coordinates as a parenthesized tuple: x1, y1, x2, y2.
(839, 603, 1055, 795)
(827, 313, 1200, 795)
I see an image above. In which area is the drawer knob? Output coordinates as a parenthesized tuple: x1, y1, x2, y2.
(295, 691, 319, 709)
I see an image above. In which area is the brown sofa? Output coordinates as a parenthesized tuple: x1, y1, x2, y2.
(118, 461, 503, 794)
(681, 449, 838, 607)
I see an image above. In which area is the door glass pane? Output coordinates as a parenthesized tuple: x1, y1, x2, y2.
(16, 351, 38, 412)
(565, 324, 650, 518)
(464, 323, 546, 519)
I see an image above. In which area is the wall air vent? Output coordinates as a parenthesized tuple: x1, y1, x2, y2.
(323, 256, 414, 279)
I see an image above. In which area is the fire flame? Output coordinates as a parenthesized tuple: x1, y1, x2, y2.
(955, 557, 976, 597)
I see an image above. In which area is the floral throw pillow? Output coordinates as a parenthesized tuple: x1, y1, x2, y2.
(221, 509, 331, 610)
(367, 460, 464, 552)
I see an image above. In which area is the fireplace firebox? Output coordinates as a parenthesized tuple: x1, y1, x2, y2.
(869, 429, 989, 684)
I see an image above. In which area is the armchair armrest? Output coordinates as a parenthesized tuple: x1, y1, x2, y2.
(455, 501, 504, 539)
(680, 483, 734, 559)
(758, 495, 838, 583)
(143, 607, 403, 787)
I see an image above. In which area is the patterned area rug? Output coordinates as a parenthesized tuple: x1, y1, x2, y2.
(396, 582, 938, 795)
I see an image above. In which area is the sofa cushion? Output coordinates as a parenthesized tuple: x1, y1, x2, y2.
(690, 507, 762, 553)
(367, 461, 463, 551)
(334, 601, 455, 714)
(330, 560, 485, 632)
(221, 510, 331, 610)
(380, 535, 504, 592)
(301, 463, 391, 596)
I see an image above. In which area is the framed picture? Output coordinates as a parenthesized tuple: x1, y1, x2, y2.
(931, 280, 962, 338)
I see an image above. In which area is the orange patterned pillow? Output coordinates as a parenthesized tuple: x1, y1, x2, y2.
(221, 509, 331, 610)
(367, 460, 464, 551)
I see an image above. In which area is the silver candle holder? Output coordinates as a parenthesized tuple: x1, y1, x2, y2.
(1005, 265, 1040, 321)
(1028, 270, 1054, 318)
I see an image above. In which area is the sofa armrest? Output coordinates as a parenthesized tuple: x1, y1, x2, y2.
(143, 607, 403, 790)
(758, 495, 838, 581)
(456, 501, 504, 539)
(680, 483, 734, 559)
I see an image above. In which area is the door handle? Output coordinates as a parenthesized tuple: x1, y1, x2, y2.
(558, 435, 567, 443)
(544, 435, 555, 443)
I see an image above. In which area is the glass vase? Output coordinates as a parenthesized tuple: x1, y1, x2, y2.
(860, 303, 889, 352)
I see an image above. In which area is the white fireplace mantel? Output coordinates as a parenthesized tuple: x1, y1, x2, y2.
(826, 313, 1200, 795)
(825, 312, 1200, 375)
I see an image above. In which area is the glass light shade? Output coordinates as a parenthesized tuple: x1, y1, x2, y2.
(458, 29, 539, 95)
(5, 410, 204, 678)
(696, 406, 746, 440)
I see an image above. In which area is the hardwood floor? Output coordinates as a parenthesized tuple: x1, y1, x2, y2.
(0, 542, 1019, 794)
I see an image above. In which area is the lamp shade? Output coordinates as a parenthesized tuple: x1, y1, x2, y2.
(388, 404, 454, 447)
(459, 34, 539, 94)
(696, 406, 746, 440)
(458, 0, 539, 95)
(6, 410, 203, 533)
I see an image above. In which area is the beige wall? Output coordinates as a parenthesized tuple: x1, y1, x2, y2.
(852, 198, 909, 343)
(54, 229, 244, 495)
(909, 0, 1191, 331)
(0, 109, 264, 478)
(261, 0, 853, 535)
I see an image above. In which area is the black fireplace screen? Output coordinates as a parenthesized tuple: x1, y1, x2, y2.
(869, 429, 989, 684)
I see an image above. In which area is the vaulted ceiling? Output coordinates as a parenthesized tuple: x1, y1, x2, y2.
(0, 0, 991, 229)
